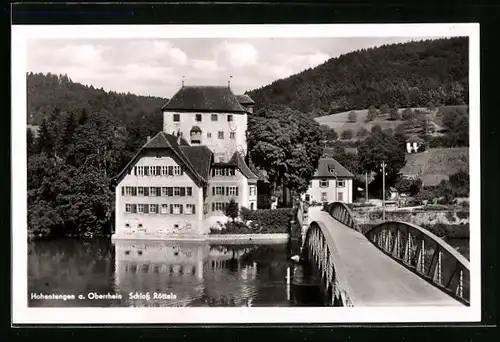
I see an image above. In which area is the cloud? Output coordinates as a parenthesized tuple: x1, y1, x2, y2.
(215, 41, 259, 68)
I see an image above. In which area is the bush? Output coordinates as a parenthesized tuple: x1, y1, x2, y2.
(238, 207, 294, 233)
(322, 202, 332, 212)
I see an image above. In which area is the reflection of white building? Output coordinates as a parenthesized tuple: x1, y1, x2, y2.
(113, 240, 258, 307)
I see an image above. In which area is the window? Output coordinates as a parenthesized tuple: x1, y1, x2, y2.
(161, 187, 168, 196)
(135, 166, 145, 176)
(143, 187, 149, 196)
(250, 203, 254, 210)
(161, 166, 168, 176)
(185, 204, 195, 214)
(228, 186, 238, 196)
(174, 187, 181, 196)
(249, 186, 256, 196)
(305, 194, 310, 202)
(137, 204, 145, 213)
(173, 204, 182, 214)
(167, 187, 173, 196)
(320, 180, 329, 188)
(229, 132, 235, 140)
(218, 131, 224, 139)
(124, 186, 136, 196)
(150, 187, 158, 197)
(173, 166, 182, 176)
(206, 132, 212, 139)
(337, 180, 345, 187)
(337, 192, 343, 202)
(173, 114, 180, 122)
(214, 202, 225, 211)
(138, 187, 145, 196)
(228, 114, 233, 122)
(125, 204, 132, 213)
(195, 114, 202, 122)
(213, 186, 225, 196)
(161, 204, 169, 214)
(149, 204, 159, 214)
(321, 192, 328, 202)
(211, 114, 218, 121)
(186, 187, 192, 196)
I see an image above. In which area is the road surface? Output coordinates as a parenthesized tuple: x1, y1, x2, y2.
(308, 206, 463, 306)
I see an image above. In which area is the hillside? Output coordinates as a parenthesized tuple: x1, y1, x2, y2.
(247, 37, 468, 116)
(401, 148, 469, 187)
(27, 72, 167, 127)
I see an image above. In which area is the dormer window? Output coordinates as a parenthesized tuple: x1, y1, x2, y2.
(190, 126, 202, 144)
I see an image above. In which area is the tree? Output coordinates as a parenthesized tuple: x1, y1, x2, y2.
(36, 119, 55, 155)
(449, 170, 469, 197)
(442, 106, 469, 146)
(341, 129, 353, 140)
(225, 199, 239, 222)
(356, 127, 369, 137)
(348, 110, 357, 122)
(395, 123, 406, 135)
(27, 128, 36, 156)
(380, 104, 390, 114)
(371, 124, 382, 134)
(389, 107, 400, 120)
(248, 106, 324, 205)
(357, 130, 406, 186)
(401, 108, 413, 120)
(320, 124, 338, 141)
(366, 105, 377, 121)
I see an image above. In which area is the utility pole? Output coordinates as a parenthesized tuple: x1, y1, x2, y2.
(380, 161, 387, 221)
(365, 172, 368, 203)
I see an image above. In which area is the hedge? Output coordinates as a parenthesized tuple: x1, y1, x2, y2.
(209, 208, 295, 234)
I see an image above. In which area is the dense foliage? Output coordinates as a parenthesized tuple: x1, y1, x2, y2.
(209, 208, 294, 234)
(247, 37, 468, 116)
(27, 73, 165, 239)
(247, 106, 324, 202)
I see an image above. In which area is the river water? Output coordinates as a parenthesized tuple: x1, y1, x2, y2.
(27, 237, 469, 308)
(28, 238, 324, 307)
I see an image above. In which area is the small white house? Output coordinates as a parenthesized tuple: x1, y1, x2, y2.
(406, 134, 425, 153)
(301, 157, 355, 204)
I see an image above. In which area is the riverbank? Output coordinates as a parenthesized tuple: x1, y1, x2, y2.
(111, 233, 290, 244)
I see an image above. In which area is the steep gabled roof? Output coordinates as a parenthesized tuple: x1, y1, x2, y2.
(406, 134, 425, 143)
(161, 85, 247, 113)
(180, 145, 213, 180)
(313, 157, 354, 178)
(236, 94, 255, 105)
(112, 132, 207, 187)
(227, 152, 259, 180)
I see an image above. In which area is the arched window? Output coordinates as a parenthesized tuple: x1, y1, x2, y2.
(190, 126, 202, 144)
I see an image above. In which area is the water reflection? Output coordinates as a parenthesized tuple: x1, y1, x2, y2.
(29, 238, 320, 307)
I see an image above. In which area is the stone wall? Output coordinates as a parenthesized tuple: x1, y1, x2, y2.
(351, 207, 469, 227)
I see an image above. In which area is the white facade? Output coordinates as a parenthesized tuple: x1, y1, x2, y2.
(114, 151, 207, 238)
(406, 141, 421, 153)
(302, 178, 353, 204)
(163, 111, 247, 163)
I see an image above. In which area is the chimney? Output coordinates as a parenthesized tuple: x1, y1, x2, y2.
(146, 136, 151, 143)
(177, 130, 181, 144)
(228, 75, 233, 88)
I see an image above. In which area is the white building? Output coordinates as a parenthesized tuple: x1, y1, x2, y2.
(301, 157, 354, 204)
(406, 134, 425, 153)
(112, 85, 258, 240)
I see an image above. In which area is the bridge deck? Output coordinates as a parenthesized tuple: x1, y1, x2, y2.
(308, 207, 463, 306)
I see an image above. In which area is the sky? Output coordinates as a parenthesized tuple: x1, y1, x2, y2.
(27, 37, 438, 98)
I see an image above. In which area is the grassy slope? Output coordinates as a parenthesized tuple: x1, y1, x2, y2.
(314, 105, 468, 140)
(400, 147, 469, 185)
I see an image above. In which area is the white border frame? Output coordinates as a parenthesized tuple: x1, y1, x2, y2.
(12, 23, 481, 324)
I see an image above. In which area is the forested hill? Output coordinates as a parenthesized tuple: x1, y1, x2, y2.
(246, 37, 468, 116)
(27, 72, 167, 127)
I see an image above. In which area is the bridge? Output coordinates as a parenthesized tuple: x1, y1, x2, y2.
(294, 202, 470, 307)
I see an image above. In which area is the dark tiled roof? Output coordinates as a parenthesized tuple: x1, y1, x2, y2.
(112, 132, 207, 186)
(180, 145, 213, 180)
(313, 157, 354, 178)
(236, 94, 255, 105)
(227, 152, 259, 180)
(406, 134, 425, 143)
(162, 86, 247, 113)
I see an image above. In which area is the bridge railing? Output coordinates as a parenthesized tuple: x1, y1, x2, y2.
(326, 202, 361, 232)
(305, 221, 358, 307)
(365, 221, 470, 306)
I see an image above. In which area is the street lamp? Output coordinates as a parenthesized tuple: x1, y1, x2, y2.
(379, 161, 387, 221)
